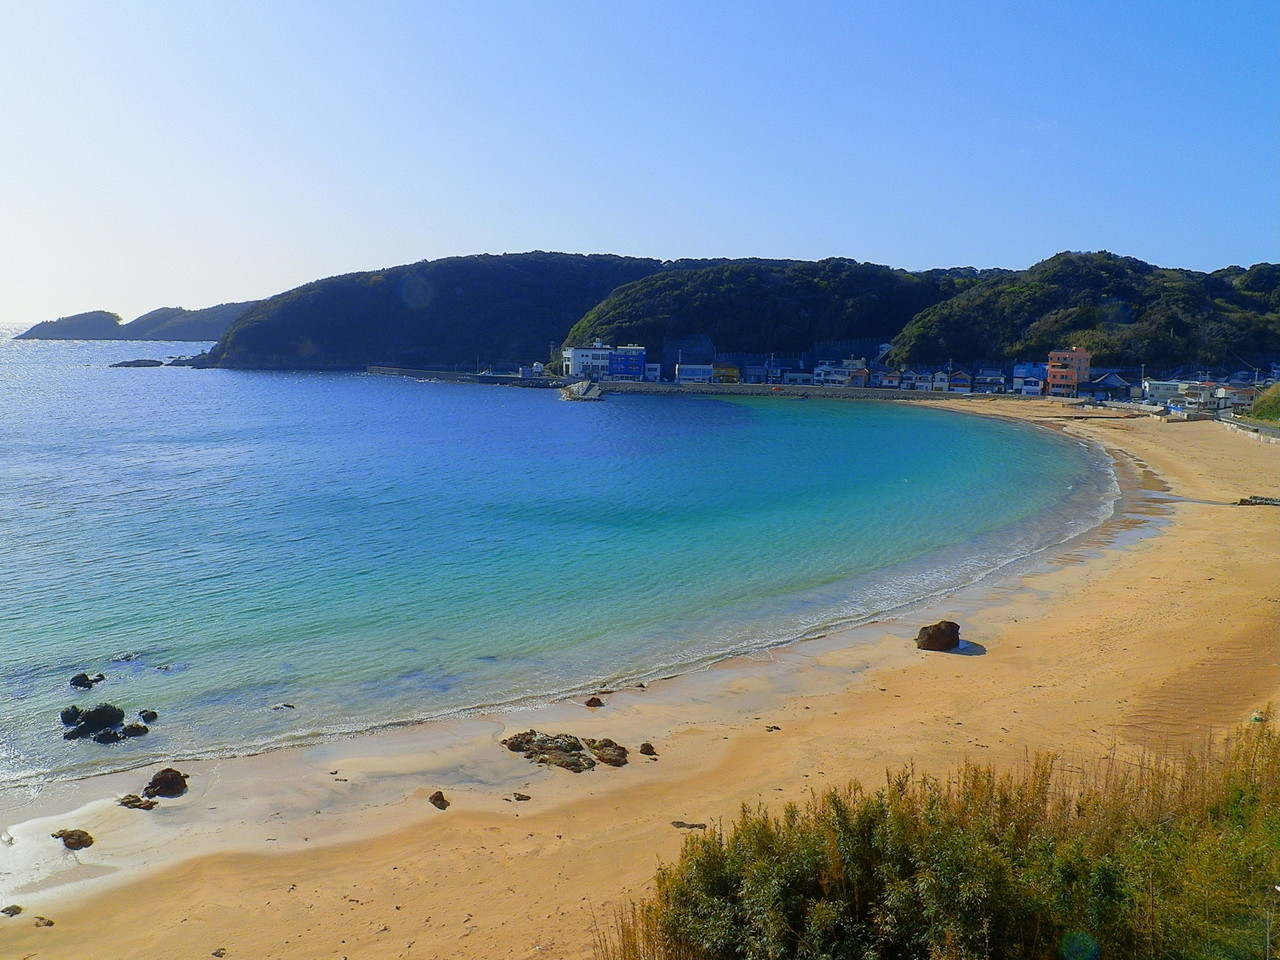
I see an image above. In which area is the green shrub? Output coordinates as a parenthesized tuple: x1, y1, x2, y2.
(598, 724, 1280, 960)
(1250, 382, 1280, 421)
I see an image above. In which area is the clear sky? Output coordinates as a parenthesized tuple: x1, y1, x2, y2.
(1, 0, 1276, 330)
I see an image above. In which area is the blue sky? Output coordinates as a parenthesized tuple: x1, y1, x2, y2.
(1, 1, 1276, 329)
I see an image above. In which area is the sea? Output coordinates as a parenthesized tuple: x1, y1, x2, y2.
(0, 333, 1118, 792)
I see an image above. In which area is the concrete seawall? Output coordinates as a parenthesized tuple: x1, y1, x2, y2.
(593, 380, 1081, 404)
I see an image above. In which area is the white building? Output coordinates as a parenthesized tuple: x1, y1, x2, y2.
(675, 363, 713, 383)
(1142, 380, 1185, 404)
(563, 342, 613, 378)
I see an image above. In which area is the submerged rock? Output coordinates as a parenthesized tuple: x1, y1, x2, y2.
(915, 620, 961, 652)
(121, 723, 149, 738)
(60, 705, 82, 726)
(76, 702, 125, 732)
(69, 672, 105, 690)
(92, 729, 123, 744)
(109, 358, 164, 367)
(138, 709, 158, 723)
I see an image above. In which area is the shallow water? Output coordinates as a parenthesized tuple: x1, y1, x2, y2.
(0, 338, 1116, 787)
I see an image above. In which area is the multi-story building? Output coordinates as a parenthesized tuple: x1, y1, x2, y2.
(1047, 347, 1091, 397)
(563, 341, 614, 379)
(606, 345, 647, 381)
(563, 342, 648, 380)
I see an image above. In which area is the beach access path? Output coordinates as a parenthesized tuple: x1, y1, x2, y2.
(3, 399, 1278, 960)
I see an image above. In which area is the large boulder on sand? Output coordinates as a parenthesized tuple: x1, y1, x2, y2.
(51, 829, 94, 850)
(142, 767, 189, 798)
(915, 620, 961, 652)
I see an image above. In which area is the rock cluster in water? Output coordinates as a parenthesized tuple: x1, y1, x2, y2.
(60, 703, 157, 743)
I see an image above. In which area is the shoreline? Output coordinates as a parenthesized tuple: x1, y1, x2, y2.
(2, 399, 1277, 958)
(0, 394, 1112, 795)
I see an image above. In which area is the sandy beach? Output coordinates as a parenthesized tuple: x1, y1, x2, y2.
(3, 399, 1278, 959)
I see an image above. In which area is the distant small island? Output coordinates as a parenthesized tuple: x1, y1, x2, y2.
(16, 301, 258, 342)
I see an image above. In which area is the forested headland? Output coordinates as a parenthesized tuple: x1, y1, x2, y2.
(19, 251, 1279, 370)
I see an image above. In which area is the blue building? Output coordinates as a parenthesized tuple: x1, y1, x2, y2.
(606, 344, 646, 381)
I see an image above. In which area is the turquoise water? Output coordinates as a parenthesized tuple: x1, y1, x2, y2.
(0, 337, 1115, 787)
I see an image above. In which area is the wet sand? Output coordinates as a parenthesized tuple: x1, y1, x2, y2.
(2, 399, 1277, 959)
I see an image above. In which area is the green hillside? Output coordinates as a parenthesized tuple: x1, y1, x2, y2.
(199, 252, 678, 369)
(33, 250, 1276, 369)
(124, 302, 257, 340)
(887, 252, 1280, 366)
(565, 259, 1005, 361)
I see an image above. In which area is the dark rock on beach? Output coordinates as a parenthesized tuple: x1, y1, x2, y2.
(119, 794, 158, 810)
(671, 821, 707, 830)
(428, 790, 450, 810)
(639, 742, 657, 756)
(1, 905, 22, 917)
(51, 829, 94, 850)
(142, 767, 189, 798)
(915, 620, 961, 652)
(584, 696, 605, 708)
(501, 730, 597, 773)
(583, 737, 629, 767)
(502, 730, 634, 771)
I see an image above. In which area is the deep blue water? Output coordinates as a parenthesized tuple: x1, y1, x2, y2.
(0, 337, 1115, 786)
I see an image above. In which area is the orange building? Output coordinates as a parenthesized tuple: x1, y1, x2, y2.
(1046, 346, 1091, 397)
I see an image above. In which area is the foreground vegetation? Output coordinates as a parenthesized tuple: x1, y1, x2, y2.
(599, 723, 1280, 960)
(1250, 382, 1280, 422)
